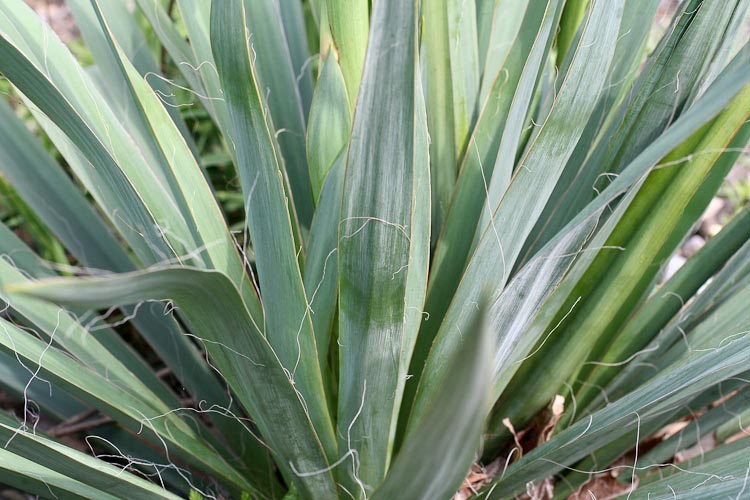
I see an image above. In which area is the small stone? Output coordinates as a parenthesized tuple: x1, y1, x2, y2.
(707, 223, 723, 238)
(663, 254, 686, 282)
(699, 198, 726, 235)
(682, 235, 705, 258)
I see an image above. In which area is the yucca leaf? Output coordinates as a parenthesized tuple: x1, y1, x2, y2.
(0, 448, 130, 500)
(0, 0, 252, 299)
(171, 0, 233, 134)
(694, 0, 750, 101)
(519, 0, 660, 259)
(10, 268, 338, 498)
(304, 152, 346, 373)
(716, 410, 750, 443)
(552, 375, 749, 498)
(615, 442, 750, 499)
(326, 0, 368, 110)
(66, 0, 199, 160)
(0, 2, 171, 264)
(409, 0, 563, 385)
(444, 0, 479, 157)
(0, 12, 272, 475)
(496, 86, 750, 433)
(423, 0, 457, 235)
(0, 222, 278, 492)
(601, 241, 750, 409)
(211, 1, 336, 467)
(476, 0, 624, 243)
(278, 0, 314, 119)
(638, 389, 750, 468)
(306, 53, 350, 204)
(411, 0, 624, 429)
(134, 0, 231, 135)
(337, 0, 430, 491)
(0, 98, 131, 274)
(0, 350, 87, 421)
(606, 0, 740, 174)
(572, 127, 750, 414)
(0, 420, 183, 500)
(1, 1, 749, 498)
(0, 254, 179, 408)
(476, 0, 530, 105)
(556, 0, 589, 67)
(416, 45, 750, 449)
(371, 303, 491, 500)
(87, 0, 260, 308)
(244, 0, 314, 226)
(477, 334, 750, 497)
(0, 315, 254, 496)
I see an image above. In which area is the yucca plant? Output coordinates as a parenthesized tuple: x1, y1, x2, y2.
(0, 0, 749, 498)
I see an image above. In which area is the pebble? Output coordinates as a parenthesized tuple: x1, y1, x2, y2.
(663, 254, 687, 282)
(699, 198, 726, 236)
(682, 235, 705, 258)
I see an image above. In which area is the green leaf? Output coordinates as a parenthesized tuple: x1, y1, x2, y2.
(11, 268, 338, 498)
(477, 0, 530, 105)
(497, 86, 750, 433)
(477, 334, 750, 498)
(0, 98, 131, 273)
(476, 0, 624, 246)
(573, 124, 750, 415)
(601, 233, 750, 408)
(306, 54, 350, 204)
(0, 315, 253, 496)
(86, 0, 260, 308)
(605, 0, 741, 174)
(304, 152, 346, 372)
(244, 0, 314, 226)
(445, 0, 479, 156)
(615, 442, 750, 499)
(555, 0, 589, 67)
(0, 2, 171, 265)
(519, 0, 660, 259)
(326, 0, 368, 110)
(372, 302, 492, 500)
(0, 10, 273, 476)
(66, 0, 200, 160)
(134, 0, 232, 135)
(0, 250, 179, 409)
(411, 0, 624, 430)
(278, 0, 315, 119)
(423, 0, 458, 237)
(0, 421, 183, 500)
(336, 0, 430, 492)
(410, 0, 562, 385)
(211, 0, 336, 467)
(638, 389, 750, 468)
(0, 350, 87, 421)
